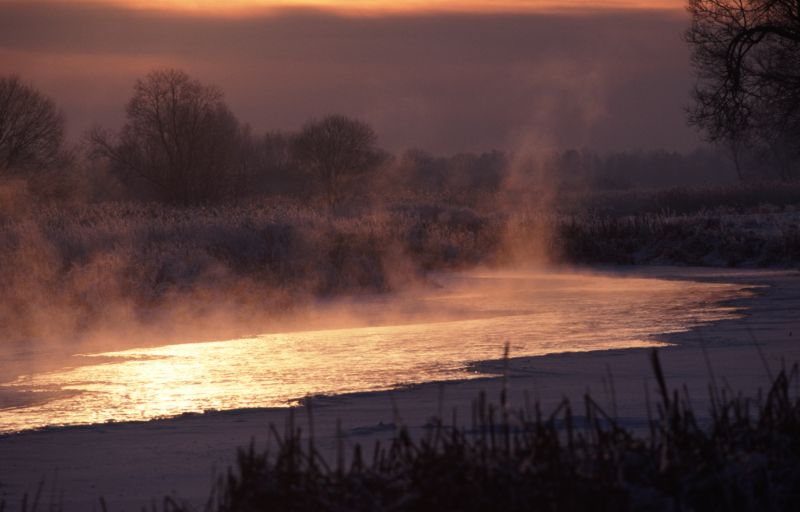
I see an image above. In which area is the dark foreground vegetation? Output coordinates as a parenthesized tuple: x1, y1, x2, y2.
(146, 351, 800, 511)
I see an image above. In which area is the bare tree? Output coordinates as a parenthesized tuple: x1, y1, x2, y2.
(686, 0, 800, 180)
(0, 75, 65, 175)
(291, 115, 385, 209)
(91, 69, 242, 203)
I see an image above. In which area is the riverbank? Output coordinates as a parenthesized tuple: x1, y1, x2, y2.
(3, 199, 798, 354)
(0, 267, 797, 511)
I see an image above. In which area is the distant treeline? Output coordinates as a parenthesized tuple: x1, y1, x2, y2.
(0, 69, 747, 209)
(74, 144, 739, 209)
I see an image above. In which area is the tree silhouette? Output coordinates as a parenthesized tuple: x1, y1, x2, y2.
(686, 0, 800, 180)
(0, 75, 65, 175)
(291, 115, 385, 209)
(91, 69, 242, 203)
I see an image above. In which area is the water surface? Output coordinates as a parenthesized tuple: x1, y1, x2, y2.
(0, 270, 751, 433)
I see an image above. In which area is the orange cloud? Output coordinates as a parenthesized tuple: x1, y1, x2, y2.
(37, 0, 683, 16)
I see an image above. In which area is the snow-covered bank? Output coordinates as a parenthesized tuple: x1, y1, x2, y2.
(0, 268, 798, 511)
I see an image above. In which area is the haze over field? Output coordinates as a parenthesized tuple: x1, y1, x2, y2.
(0, 0, 695, 153)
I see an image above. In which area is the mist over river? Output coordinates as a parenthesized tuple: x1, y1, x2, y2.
(0, 270, 752, 433)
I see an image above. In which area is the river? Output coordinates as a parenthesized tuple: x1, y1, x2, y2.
(0, 269, 752, 433)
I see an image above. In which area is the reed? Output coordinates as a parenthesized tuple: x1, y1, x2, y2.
(155, 350, 800, 511)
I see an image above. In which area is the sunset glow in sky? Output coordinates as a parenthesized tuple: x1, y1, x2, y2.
(0, 0, 697, 152)
(44, 0, 683, 15)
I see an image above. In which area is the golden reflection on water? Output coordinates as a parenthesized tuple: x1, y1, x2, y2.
(0, 272, 749, 433)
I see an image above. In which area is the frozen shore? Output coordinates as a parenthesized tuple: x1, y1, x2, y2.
(0, 267, 798, 511)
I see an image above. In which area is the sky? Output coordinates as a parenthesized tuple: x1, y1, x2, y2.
(8, 1, 684, 15)
(0, 0, 698, 153)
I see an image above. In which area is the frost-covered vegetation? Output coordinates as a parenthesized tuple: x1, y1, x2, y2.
(551, 209, 800, 266)
(0, 201, 504, 344)
(1, 185, 798, 345)
(544, 183, 800, 266)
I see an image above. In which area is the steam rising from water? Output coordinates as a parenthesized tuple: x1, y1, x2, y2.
(0, 270, 750, 433)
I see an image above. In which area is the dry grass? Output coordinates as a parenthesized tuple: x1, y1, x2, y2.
(147, 350, 800, 512)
